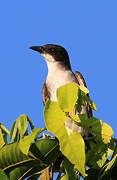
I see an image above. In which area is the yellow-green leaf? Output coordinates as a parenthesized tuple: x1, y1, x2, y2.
(17, 114, 28, 137)
(96, 148, 113, 168)
(10, 121, 18, 142)
(44, 100, 86, 177)
(57, 83, 79, 113)
(71, 114, 86, 123)
(0, 129, 5, 149)
(10, 114, 28, 142)
(101, 122, 114, 144)
(19, 128, 45, 155)
(98, 154, 117, 180)
(79, 86, 89, 94)
(44, 100, 68, 130)
(62, 132, 85, 177)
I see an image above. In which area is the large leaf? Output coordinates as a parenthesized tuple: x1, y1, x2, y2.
(19, 128, 45, 155)
(0, 139, 59, 169)
(57, 83, 79, 113)
(0, 143, 31, 170)
(44, 100, 86, 177)
(71, 115, 114, 168)
(0, 142, 44, 179)
(0, 140, 59, 180)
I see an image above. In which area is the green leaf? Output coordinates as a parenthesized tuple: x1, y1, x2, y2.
(77, 116, 102, 142)
(30, 139, 60, 164)
(86, 141, 113, 169)
(75, 89, 83, 113)
(63, 158, 78, 180)
(0, 129, 5, 149)
(98, 154, 117, 180)
(0, 124, 10, 135)
(44, 100, 86, 177)
(19, 128, 45, 155)
(44, 100, 68, 129)
(96, 148, 113, 168)
(57, 83, 79, 113)
(62, 132, 85, 177)
(8, 166, 30, 180)
(10, 121, 18, 142)
(0, 141, 58, 179)
(0, 143, 31, 169)
(3, 132, 8, 145)
(0, 169, 9, 180)
(81, 91, 97, 111)
(17, 114, 28, 137)
(111, 139, 117, 159)
(10, 114, 28, 142)
(76, 116, 113, 145)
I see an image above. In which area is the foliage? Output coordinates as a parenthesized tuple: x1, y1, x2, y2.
(0, 83, 116, 179)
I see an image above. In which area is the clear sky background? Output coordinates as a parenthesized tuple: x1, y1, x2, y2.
(0, 0, 117, 140)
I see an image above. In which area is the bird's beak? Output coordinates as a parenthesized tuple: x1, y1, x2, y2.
(29, 46, 44, 53)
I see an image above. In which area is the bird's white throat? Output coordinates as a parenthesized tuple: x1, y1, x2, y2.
(43, 55, 77, 101)
(42, 53, 55, 63)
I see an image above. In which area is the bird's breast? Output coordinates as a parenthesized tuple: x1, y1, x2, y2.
(46, 70, 77, 101)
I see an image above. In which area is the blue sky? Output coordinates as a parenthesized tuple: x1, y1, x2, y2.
(0, 0, 117, 139)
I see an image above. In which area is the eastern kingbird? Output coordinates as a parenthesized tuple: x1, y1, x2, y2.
(30, 44, 92, 135)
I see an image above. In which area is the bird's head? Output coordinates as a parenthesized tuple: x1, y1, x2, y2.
(30, 44, 71, 70)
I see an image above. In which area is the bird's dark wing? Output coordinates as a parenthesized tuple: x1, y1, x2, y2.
(75, 71, 92, 118)
(42, 82, 49, 105)
(75, 71, 87, 87)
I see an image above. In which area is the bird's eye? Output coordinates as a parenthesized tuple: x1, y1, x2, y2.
(51, 48, 55, 53)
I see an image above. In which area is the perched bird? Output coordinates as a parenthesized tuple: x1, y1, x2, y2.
(30, 44, 92, 135)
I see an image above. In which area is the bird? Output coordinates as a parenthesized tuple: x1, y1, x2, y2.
(30, 44, 92, 136)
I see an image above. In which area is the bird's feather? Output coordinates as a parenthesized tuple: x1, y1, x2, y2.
(42, 82, 49, 105)
(42, 71, 92, 118)
(75, 71, 92, 118)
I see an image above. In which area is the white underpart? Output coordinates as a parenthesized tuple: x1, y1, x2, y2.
(42, 53, 87, 135)
(42, 53, 78, 101)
